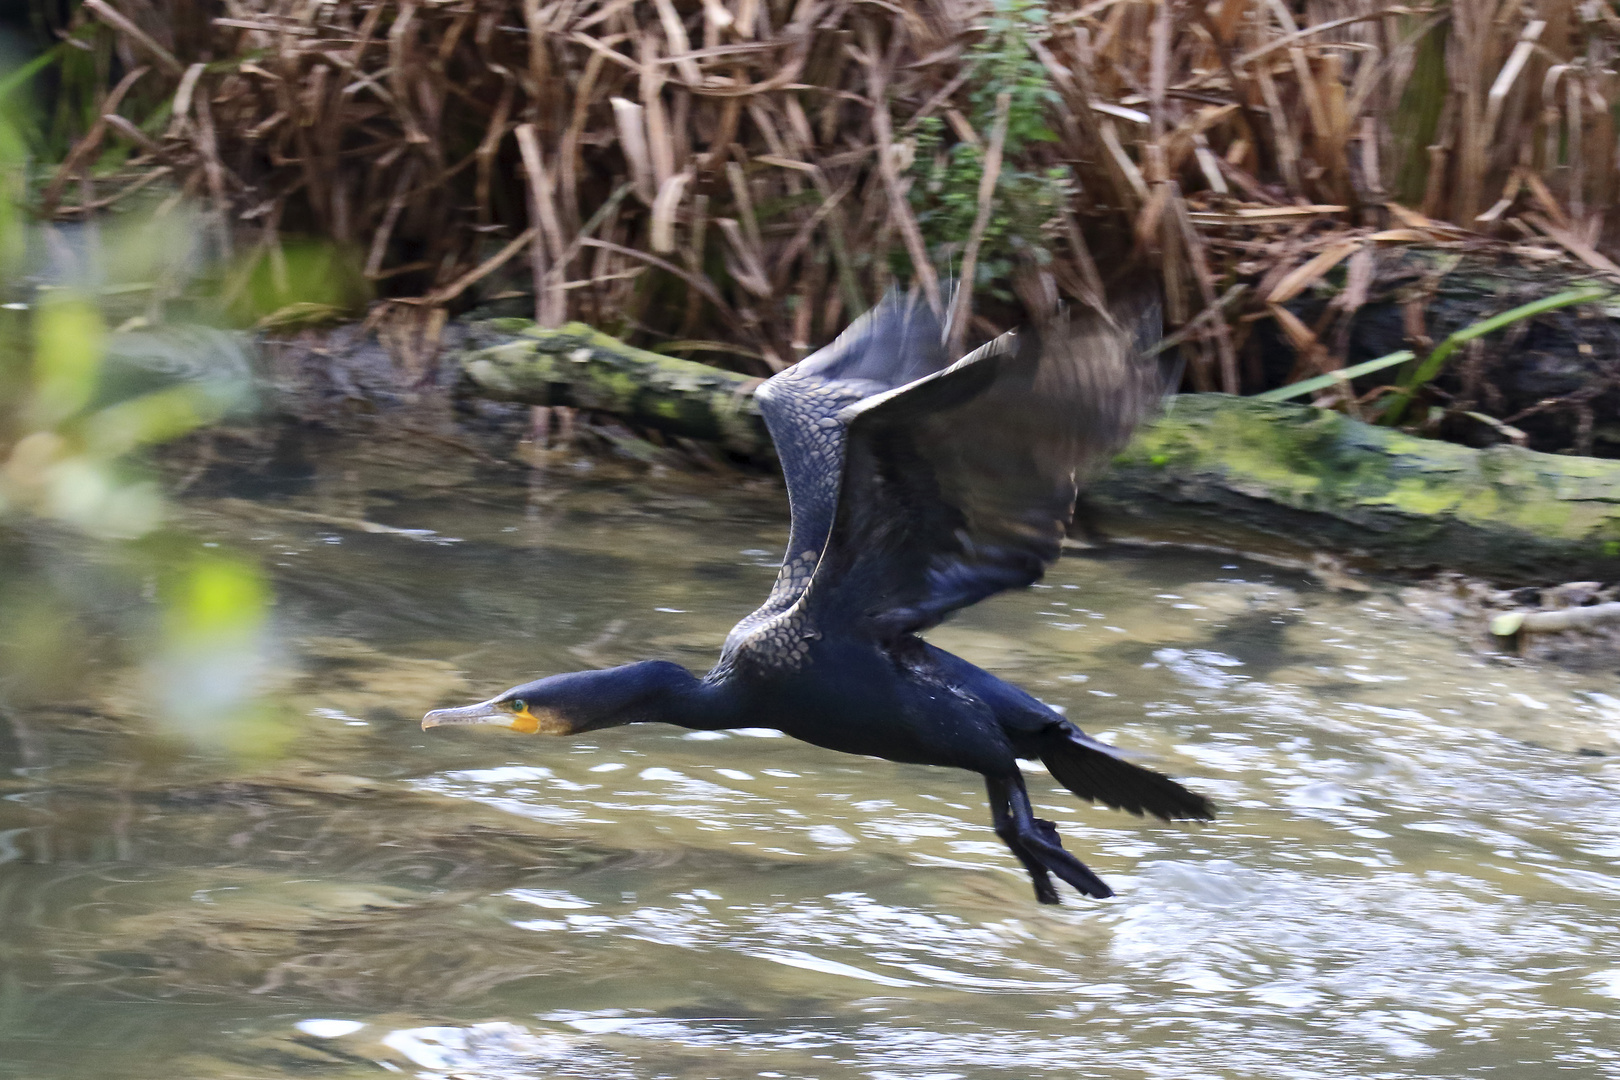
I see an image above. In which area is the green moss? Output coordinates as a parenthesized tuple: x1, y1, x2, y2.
(1112, 395, 1620, 577)
(594, 369, 640, 406)
(1363, 478, 1463, 517)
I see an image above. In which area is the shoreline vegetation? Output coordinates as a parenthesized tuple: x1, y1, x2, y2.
(4, 0, 1619, 592)
(446, 317, 1620, 581)
(7, 0, 1620, 458)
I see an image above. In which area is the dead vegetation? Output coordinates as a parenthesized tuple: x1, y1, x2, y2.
(27, 0, 1620, 426)
(1404, 575, 1620, 673)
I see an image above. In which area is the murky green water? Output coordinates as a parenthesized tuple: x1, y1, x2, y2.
(3, 428, 1620, 1079)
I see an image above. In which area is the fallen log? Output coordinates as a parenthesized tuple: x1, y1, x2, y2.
(458, 319, 771, 457)
(456, 321, 1620, 582)
(1099, 396, 1620, 581)
(1490, 602, 1620, 638)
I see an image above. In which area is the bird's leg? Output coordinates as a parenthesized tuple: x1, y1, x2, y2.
(999, 773, 1116, 901)
(986, 775, 1060, 904)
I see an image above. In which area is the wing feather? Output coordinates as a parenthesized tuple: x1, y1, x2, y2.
(722, 292, 948, 659)
(806, 292, 1165, 639)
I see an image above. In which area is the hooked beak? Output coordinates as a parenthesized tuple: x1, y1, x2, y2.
(421, 697, 560, 734)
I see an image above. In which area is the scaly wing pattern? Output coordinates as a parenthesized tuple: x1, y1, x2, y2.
(806, 291, 1165, 640)
(720, 291, 949, 664)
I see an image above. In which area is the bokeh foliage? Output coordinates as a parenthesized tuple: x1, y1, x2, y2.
(1, 67, 288, 759)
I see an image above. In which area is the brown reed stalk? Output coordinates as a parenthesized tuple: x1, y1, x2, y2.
(42, 0, 1620, 392)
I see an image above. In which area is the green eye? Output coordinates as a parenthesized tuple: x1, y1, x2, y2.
(509, 698, 527, 712)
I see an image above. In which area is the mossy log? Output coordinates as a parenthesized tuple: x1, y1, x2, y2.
(1100, 396, 1620, 581)
(459, 319, 770, 457)
(456, 322, 1620, 582)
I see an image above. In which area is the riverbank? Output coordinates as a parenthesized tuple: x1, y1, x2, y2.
(430, 318, 1620, 583)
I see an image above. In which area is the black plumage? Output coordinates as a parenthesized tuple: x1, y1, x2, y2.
(424, 290, 1213, 903)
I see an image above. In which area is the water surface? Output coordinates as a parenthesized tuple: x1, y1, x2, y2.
(3, 429, 1619, 1079)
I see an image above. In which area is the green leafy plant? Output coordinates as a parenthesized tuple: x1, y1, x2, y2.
(1382, 286, 1610, 425)
(906, 0, 1071, 297)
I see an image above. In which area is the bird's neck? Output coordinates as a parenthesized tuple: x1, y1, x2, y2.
(653, 675, 747, 732)
(604, 661, 744, 732)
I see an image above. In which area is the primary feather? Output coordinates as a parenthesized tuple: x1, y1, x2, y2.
(726, 288, 1166, 668)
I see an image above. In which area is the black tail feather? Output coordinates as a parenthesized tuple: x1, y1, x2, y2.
(1039, 722, 1215, 822)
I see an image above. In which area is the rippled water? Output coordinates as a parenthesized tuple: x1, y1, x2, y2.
(3, 428, 1620, 1079)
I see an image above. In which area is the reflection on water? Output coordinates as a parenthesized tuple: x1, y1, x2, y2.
(3, 428, 1620, 1079)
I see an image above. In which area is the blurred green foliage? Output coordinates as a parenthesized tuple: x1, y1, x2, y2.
(905, 0, 1071, 297)
(147, 550, 295, 759)
(30, 291, 104, 424)
(226, 240, 372, 330)
(0, 68, 288, 761)
(166, 552, 270, 645)
(0, 291, 242, 536)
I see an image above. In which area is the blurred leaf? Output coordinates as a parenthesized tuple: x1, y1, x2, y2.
(165, 551, 270, 646)
(43, 458, 164, 537)
(0, 49, 62, 105)
(148, 550, 292, 760)
(30, 294, 105, 426)
(87, 383, 214, 455)
(227, 242, 371, 327)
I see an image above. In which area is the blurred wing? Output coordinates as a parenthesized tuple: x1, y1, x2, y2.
(806, 293, 1165, 640)
(724, 292, 947, 655)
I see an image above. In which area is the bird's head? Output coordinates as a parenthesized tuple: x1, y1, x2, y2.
(421, 661, 699, 735)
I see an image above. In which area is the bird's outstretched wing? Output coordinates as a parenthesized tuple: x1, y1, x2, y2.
(805, 291, 1165, 640)
(723, 292, 948, 655)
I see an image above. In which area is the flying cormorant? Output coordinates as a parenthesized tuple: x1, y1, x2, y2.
(423, 290, 1213, 903)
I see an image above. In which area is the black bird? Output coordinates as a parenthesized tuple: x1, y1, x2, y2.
(423, 291, 1213, 903)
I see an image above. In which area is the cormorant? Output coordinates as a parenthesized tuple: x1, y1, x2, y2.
(423, 291, 1214, 903)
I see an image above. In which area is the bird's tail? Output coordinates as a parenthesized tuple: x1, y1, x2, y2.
(1038, 721, 1215, 822)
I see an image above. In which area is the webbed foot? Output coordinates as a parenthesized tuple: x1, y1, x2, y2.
(986, 775, 1114, 902)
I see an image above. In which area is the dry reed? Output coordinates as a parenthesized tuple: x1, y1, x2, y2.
(41, 0, 1620, 397)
